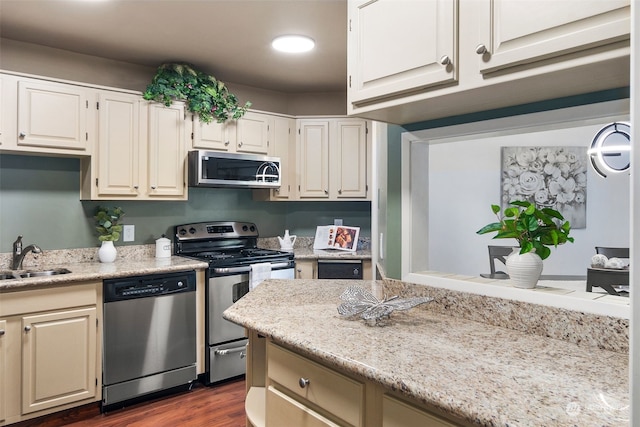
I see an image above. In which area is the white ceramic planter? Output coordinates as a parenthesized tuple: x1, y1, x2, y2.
(98, 240, 117, 263)
(505, 248, 543, 289)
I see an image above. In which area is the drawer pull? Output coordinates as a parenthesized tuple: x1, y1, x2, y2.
(298, 377, 310, 388)
(24, 325, 32, 333)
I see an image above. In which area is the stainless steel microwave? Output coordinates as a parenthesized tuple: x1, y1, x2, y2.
(188, 150, 281, 189)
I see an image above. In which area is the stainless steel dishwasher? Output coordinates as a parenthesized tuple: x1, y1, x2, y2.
(102, 270, 197, 410)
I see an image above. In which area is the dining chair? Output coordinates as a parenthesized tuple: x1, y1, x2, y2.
(480, 246, 512, 279)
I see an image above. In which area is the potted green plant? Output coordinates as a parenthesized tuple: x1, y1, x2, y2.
(94, 206, 125, 263)
(476, 200, 573, 288)
(142, 63, 251, 124)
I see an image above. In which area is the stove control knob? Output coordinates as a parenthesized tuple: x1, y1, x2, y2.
(178, 228, 187, 236)
(189, 227, 196, 234)
(250, 225, 256, 232)
(242, 225, 248, 231)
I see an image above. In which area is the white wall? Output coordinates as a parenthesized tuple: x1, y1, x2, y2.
(425, 110, 630, 277)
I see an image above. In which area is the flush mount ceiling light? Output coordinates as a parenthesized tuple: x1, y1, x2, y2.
(272, 35, 315, 53)
(588, 122, 631, 178)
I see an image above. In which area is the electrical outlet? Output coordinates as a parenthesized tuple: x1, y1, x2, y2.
(334, 218, 343, 226)
(123, 225, 135, 242)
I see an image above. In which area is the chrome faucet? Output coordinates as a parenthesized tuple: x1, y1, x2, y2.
(12, 235, 42, 270)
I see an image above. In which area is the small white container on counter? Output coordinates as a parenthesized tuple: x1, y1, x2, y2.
(155, 235, 172, 258)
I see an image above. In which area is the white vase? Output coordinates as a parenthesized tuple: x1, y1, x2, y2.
(98, 240, 117, 263)
(505, 248, 543, 289)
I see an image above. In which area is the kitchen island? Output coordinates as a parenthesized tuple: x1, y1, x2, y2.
(223, 279, 629, 427)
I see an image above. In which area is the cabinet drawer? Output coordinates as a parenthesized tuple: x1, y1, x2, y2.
(267, 386, 341, 427)
(383, 394, 458, 427)
(268, 342, 363, 427)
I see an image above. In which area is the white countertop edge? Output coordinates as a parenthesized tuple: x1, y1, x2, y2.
(405, 272, 630, 319)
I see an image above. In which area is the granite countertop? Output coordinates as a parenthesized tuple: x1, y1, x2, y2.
(223, 279, 629, 427)
(0, 256, 208, 292)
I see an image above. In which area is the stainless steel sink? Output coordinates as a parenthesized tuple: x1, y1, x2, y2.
(19, 268, 71, 278)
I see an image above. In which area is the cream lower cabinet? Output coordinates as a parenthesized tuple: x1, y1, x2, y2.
(295, 260, 316, 279)
(81, 95, 187, 200)
(297, 119, 370, 201)
(246, 337, 463, 427)
(0, 73, 91, 155)
(0, 282, 101, 426)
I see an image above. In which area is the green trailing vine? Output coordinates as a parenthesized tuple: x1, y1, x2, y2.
(143, 63, 251, 124)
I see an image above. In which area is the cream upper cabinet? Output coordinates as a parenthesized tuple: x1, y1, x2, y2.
(192, 116, 236, 152)
(348, 0, 457, 106)
(94, 91, 141, 198)
(0, 282, 101, 426)
(330, 119, 368, 199)
(269, 116, 296, 200)
(476, 0, 630, 75)
(147, 102, 188, 198)
(347, 0, 630, 124)
(297, 120, 330, 199)
(236, 111, 271, 154)
(0, 75, 92, 154)
(192, 111, 271, 155)
(81, 96, 187, 200)
(297, 118, 370, 201)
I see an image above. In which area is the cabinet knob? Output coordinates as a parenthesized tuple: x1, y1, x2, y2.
(475, 44, 488, 55)
(24, 325, 32, 333)
(238, 141, 243, 147)
(224, 141, 230, 146)
(298, 378, 310, 388)
(338, 189, 342, 195)
(0, 329, 5, 336)
(439, 55, 451, 66)
(324, 189, 328, 195)
(151, 186, 157, 190)
(19, 132, 26, 138)
(133, 185, 139, 190)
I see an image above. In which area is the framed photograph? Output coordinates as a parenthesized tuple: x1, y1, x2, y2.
(501, 146, 587, 228)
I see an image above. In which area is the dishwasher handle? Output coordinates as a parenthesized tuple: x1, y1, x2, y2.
(214, 344, 247, 358)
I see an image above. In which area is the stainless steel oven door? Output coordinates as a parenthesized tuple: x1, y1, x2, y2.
(207, 267, 294, 345)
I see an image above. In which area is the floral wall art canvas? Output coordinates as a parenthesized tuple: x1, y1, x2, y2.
(501, 146, 587, 228)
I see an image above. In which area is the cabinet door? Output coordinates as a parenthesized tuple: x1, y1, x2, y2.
(348, 0, 457, 106)
(96, 92, 141, 197)
(0, 319, 6, 423)
(382, 394, 457, 427)
(147, 102, 187, 198)
(271, 116, 296, 200)
(476, 0, 630, 75)
(192, 116, 236, 152)
(295, 260, 316, 279)
(267, 386, 341, 427)
(298, 120, 329, 199)
(17, 79, 89, 151)
(21, 307, 97, 414)
(236, 111, 271, 154)
(331, 120, 368, 199)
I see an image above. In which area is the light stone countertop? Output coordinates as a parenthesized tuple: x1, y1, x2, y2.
(0, 256, 208, 293)
(223, 279, 629, 427)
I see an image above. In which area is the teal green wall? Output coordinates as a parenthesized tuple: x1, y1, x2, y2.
(383, 87, 630, 280)
(0, 154, 371, 252)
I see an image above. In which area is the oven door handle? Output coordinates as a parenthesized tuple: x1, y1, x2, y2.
(214, 345, 248, 358)
(212, 262, 291, 274)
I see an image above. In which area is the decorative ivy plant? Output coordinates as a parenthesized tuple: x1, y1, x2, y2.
(95, 206, 125, 242)
(476, 200, 573, 260)
(142, 63, 251, 124)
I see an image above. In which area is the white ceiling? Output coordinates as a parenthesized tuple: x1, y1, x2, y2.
(0, 0, 348, 94)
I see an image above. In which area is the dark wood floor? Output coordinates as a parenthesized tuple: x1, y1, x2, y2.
(13, 379, 246, 427)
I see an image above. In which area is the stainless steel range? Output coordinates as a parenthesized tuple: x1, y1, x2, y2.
(174, 221, 295, 384)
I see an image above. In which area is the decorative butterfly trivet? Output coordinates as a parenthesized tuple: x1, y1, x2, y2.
(337, 286, 433, 325)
